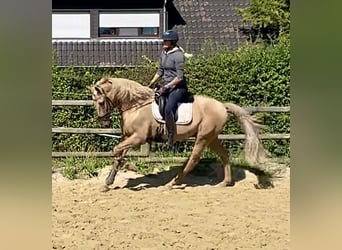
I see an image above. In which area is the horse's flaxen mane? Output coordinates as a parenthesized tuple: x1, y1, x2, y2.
(96, 77, 154, 109)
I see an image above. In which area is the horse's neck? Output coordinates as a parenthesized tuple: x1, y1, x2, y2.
(119, 96, 153, 113)
(119, 98, 137, 111)
(108, 85, 153, 112)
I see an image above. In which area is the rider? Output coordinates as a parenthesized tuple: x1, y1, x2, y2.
(149, 30, 189, 147)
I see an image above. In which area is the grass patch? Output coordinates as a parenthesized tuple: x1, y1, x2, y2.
(52, 156, 112, 180)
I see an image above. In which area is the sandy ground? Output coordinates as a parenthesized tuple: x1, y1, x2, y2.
(52, 164, 290, 250)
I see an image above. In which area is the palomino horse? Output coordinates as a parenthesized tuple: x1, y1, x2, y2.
(89, 77, 269, 191)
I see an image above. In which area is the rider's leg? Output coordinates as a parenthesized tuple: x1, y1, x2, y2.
(164, 88, 188, 147)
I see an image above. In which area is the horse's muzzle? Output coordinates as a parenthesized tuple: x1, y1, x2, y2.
(100, 120, 111, 128)
(97, 112, 112, 128)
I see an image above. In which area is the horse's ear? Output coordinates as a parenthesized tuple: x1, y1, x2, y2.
(98, 77, 112, 85)
(99, 77, 112, 85)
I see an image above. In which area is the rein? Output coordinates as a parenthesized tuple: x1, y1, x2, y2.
(120, 98, 154, 114)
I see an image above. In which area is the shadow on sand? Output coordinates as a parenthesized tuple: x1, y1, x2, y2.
(116, 162, 247, 191)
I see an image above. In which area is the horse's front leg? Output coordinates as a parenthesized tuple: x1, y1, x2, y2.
(104, 147, 131, 185)
(101, 134, 146, 191)
(101, 156, 124, 192)
(105, 157, 125, 186)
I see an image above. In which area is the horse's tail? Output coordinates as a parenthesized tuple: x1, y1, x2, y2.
(225, 103, 268, 166)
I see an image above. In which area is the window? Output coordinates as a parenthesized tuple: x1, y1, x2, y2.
(52, 11, 161, 39)
(99, 27, 117, 36)
(142, 27, 158, 36)
(118, 28, 139, 36)
(99, 12, 160, 37)
(52, 13, 90, 38)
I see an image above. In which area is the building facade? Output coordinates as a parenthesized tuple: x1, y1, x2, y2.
(52, 0, 250, 66)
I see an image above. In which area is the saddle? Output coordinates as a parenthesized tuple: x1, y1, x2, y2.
(152, 91, 194, 125)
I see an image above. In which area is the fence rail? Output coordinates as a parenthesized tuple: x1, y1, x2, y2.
(52, 127, 289, 140)
(52, 100, 290, 113)
(52, 100, 290, 157)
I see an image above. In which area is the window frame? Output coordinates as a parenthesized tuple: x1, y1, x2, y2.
(52, 11, 91, 39)
(98, 10, 161, 39)
(52, 9, 163, 40)
(98, 27, 159, 38)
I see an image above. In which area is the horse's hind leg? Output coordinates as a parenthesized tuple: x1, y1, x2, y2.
(208, 138, 235, 187)
(167, 138, 207, 187)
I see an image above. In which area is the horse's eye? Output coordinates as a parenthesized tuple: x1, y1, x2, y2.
(97, 97, 105, 105)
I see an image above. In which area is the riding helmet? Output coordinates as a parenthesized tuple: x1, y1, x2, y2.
(161, 30, 179, 41)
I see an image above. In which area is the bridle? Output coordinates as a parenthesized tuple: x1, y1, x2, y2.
(94, 94, 116, 122)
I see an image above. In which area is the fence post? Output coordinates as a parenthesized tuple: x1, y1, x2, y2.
(140, 143, 150, 156)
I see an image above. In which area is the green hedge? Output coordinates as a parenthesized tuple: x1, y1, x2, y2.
(52, 38, 290, 158)
(185, 38, 290, 157)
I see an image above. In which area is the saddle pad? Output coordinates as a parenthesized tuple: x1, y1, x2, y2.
(152, 101, 192, 125)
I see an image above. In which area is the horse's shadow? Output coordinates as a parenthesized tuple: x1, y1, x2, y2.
(116, 163, 247, 191)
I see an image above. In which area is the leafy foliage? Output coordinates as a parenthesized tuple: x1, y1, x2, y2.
(236, 0, 290, 42)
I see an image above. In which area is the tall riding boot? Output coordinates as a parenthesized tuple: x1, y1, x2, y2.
(165, 113, 176, 148)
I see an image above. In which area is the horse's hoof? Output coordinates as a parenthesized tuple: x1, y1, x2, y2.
(105, 169, 117, 186)
(162, 184, 173, 191)
(254, 182, 274, 189)
(227, 180, 236, 187)
(214, 182, 226, 188)
(100, 185, 110, 192)
(255, 175, 274, 189)
(215, 180, 235, 187)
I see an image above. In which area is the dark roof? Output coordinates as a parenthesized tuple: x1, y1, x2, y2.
(168, 0, 251, 53)
(52, 40, 162, 67)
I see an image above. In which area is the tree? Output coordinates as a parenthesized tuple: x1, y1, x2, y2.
(236, 0, 290, 43)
